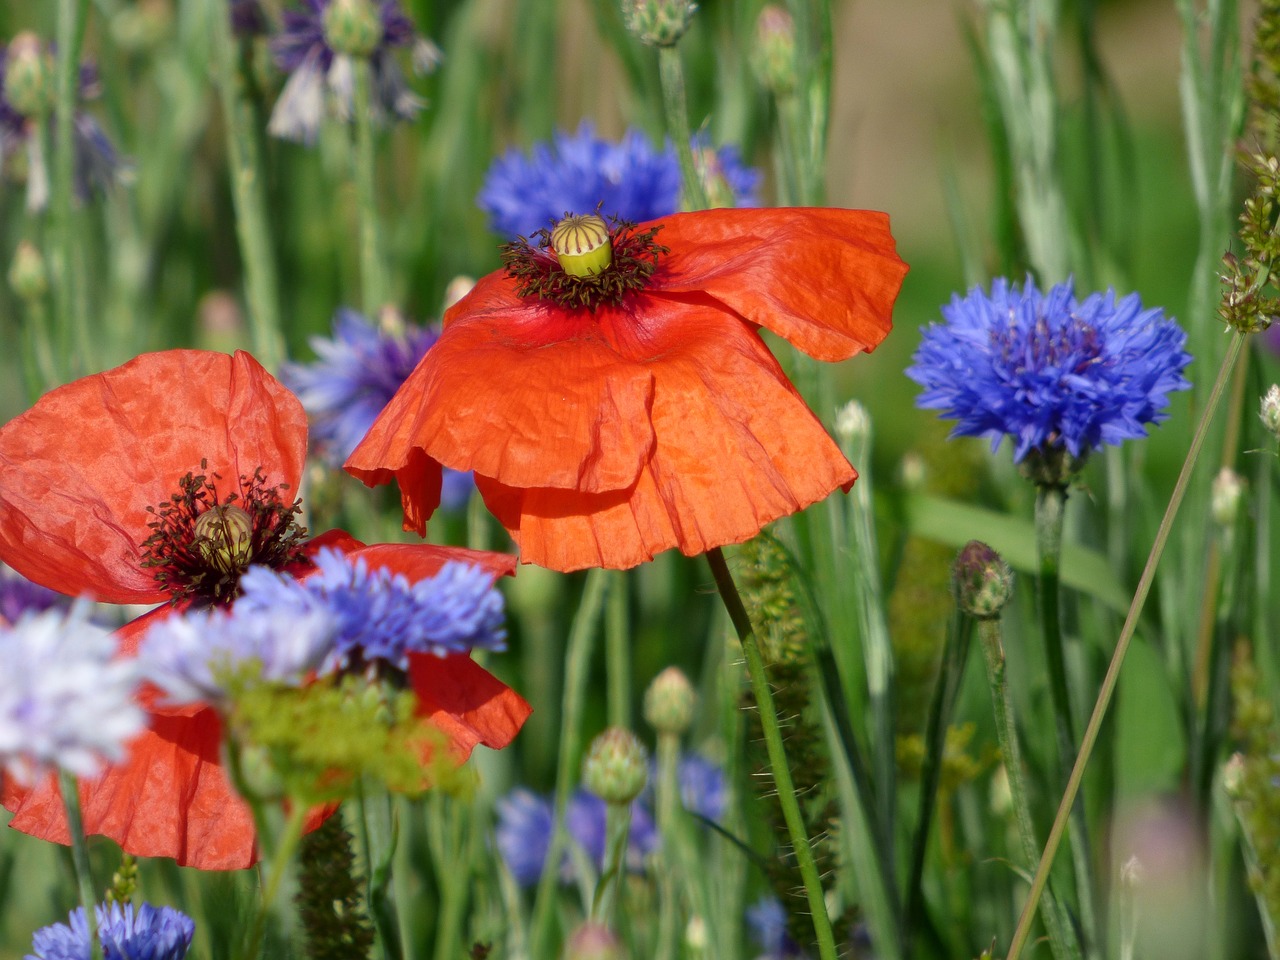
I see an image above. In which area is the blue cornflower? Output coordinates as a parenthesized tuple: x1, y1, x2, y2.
(676, 754, 727, 822)
(137, 599, 337, 708)
(907, 277, 1193, 465)
(0, 602, 144, 785)
(268, 0, 441, 144)
(27, 901, 194, 960)
(281, 308, 472, 507)
(0, 562, 68, 626)
(493, 787, 657, 888)
(477, 120, 760, 238)
(493, 788, 554, 886)
(236, 547, 506, 672)
(0, 35, 126, 209)
(745, 896, 808, 959)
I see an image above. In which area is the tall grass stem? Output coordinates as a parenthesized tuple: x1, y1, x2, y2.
(58, 771, 102, 960)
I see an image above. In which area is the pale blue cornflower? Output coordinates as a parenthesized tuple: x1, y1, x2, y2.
(26, 901, 194, 960)
(137, 600, 336, 709)
(477, 120, 760, 238)
(907, 277, 1193, 465)
(235, 547, 507, 672)
(0, 602, 144, 786)
(745, 896, 808, 959)
(268, 0, 442, 144)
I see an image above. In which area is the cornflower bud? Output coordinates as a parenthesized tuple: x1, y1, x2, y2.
(1261, 384, 1280, 439)
(8, 241, 48, 302)
(621, 0, 698, 47)
(751, 5, 798, 96)
(952, 541, 1013, 620)
(583, 727, 648, 805)
(3, 33, 54, 118)
(323, 0, 383, 58)
(833, 399, 870, 447)
(565, 921, 626, 960)
(643, 666, 695, 735)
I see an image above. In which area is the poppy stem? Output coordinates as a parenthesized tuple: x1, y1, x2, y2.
(351, 57, 389, 317)
(211, 0, 285, 370)
(706, 546, 839, 960)
(1005, 329, 1247, 960)
(657, 46, 709, 212)
(58, 770, 103, 960)
(606, 570, 632, 727)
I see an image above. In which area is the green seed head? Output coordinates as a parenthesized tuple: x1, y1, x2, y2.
(751, 5, 798, 96)
(8, 241, 47, 302)
(621, 0, 698, 48)
(1261, 384, 1280, 439)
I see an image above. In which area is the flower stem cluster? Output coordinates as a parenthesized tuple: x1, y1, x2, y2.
(501, 215, 667, 310)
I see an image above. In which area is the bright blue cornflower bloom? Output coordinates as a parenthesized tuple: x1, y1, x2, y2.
(493, 788, 554, 886)
(137, 600, 336, 708)
(26, 901, 195, 960)
(282, 309, 474, 507)
(477, 120, 760, 238)
(236, 548, 507, 672)
(907, 277, 1193, 463)
(268, 0, 441, 144)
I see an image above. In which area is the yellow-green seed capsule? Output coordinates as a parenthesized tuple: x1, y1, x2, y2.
(752, 5, 798, 96)
(551, 214, 613, 277)
(194, 504, 255, 576)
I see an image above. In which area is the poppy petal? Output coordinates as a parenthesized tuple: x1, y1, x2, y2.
(0, 351, 308, 604)
(346, 284, 656, 527)
(3, 710, 262, 870)
(472, 301, 857, 570)
(408, 653, 532, 756)
(650, 207, 908, 362)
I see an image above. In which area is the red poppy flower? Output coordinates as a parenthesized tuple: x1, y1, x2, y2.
(345, 207, 908, 572)
(0, 350, 531, 870)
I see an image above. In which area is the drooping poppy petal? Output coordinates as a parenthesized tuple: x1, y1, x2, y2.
(0, 350, 307, 604)
(649, 207, 907, 362)
(346, 206, 906, 571)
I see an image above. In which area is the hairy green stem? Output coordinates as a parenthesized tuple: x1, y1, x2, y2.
(1006, 330, 1246, 960)
(211, 0, 285, 369)
(976, 622, 1073, 960)
(707, 546, 838, 960)
(59, 772, 102, 960)
(657, 46, 708, 211)
(530, 568, 610, 957)
(352, 58, 389, 315)
(238, 805, 309, 960)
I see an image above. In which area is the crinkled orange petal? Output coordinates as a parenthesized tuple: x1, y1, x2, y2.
(346, 278, 656, 530)
(3, 710, 266, 870)
(472, 301, 857, 570)
(0, 350, 308, 604)
(3, 534, 527, 870)
(650, 207, 908, 362)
